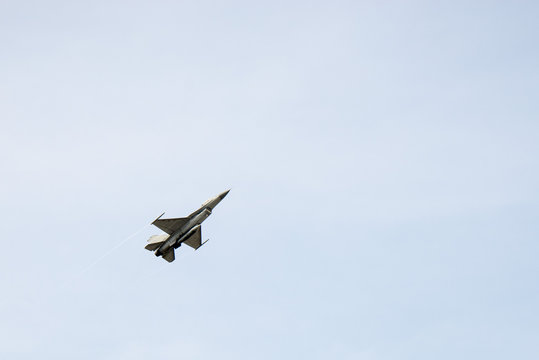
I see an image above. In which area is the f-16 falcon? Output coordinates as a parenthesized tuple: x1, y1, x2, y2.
(145, 189, 230, 262)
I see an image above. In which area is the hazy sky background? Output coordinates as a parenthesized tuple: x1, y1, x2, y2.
(1, 1, 538, 359)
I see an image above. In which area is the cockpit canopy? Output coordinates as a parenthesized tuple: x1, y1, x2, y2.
(201, 198, 213, 207)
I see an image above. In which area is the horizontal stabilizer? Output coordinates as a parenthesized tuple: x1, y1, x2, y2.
(145, 234, 169, 251)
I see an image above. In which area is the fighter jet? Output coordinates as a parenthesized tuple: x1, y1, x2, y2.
(145, 189, 230, 262)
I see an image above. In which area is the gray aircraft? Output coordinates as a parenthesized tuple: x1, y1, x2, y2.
(145, 189, 230, 262)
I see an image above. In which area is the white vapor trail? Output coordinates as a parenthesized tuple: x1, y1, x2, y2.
(62, 224, 150, 286)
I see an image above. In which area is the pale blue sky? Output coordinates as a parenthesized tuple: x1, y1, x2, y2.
(1, 1, 538, 359)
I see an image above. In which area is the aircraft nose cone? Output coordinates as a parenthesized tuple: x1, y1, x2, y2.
(219, 189, 231, 199)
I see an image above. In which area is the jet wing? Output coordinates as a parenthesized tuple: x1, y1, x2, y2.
(152, 217, 189, 235)
(182, 226, 202, 250)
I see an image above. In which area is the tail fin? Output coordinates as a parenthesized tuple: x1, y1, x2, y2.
(162, 249, 175, 262)
(144, 234, 169, 251)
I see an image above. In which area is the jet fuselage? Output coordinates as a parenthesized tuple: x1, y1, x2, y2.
(153, 189, 229, 257)
(155, 209, 211, 256)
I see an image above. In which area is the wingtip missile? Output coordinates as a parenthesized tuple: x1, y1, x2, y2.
(196, 239, 210, 250)
(151, 212, 165, 224)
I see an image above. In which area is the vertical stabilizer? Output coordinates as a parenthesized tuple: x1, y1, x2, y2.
(162, 249, 175, 263)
